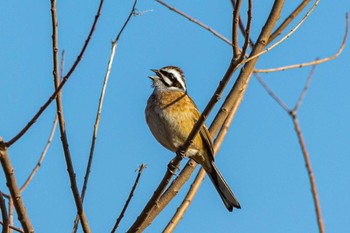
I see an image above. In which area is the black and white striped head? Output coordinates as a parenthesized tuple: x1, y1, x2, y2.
(149, 66, 186, 92)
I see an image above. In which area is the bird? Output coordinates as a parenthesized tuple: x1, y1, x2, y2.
(145, 65, 240, 211)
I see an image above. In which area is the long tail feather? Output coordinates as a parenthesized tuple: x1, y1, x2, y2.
(206, 162, 241, 211)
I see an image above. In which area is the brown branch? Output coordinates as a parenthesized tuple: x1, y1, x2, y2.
(50, 1, 90, 232)
(126, 155, 183, 233)
(255, 13, 348, 73)
(290, 114, 324, 233)
(155, 0, 233, 47)
(0, 222, 23, 233)
(0, 191, 9, 233)
(0, 138, 34, 233)
(257, 65, 324, 233)
(238, 0, 253, 62)
(111, 164, 146, 233)
(269, 0, 311, 44)
(19, 116, 58, 192)
(128, 2, 285, 232)
(232, 0, 242, 58)
(293, 62, 316, 112)
(5, 0, 104, 147)
(72, 1, 138, 232)
(254, 73, 289, 112)
(8, 198, 13, 233)
(242, 0, 320, 65)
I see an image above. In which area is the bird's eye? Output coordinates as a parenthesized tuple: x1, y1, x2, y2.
(168, 73, 174, 78)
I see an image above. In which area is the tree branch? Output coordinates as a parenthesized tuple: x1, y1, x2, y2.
(255, 13, 348, 73)
(0, 139, 33, 233)
(5, 1, 104, 147)
(155, 0, 233, 47)
(50, 1, 90, 232)
(111, 164, 146, 233)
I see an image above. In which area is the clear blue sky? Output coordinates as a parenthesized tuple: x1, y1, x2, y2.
(1, 1, 349, 232)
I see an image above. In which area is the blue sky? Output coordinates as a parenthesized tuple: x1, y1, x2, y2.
(1, 1, 349, 232)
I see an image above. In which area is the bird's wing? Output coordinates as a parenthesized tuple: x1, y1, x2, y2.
(199, 125, 215, 161)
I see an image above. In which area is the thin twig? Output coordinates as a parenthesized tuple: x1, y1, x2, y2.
(269, 0, 311, 43)
(111, 164, 146, 233)
(20, 116, 58, 192)
(291, 114, 324, 233)
(50, 1, 90, 232)
(255, 13, 348, 73)
(257, 65, 324, 233)
(254, 73, 289, 112)
(293, 61, 317, 112)
(0, 139, 34, 233)
(0, 191, 9, 233)
(128, 2, 285, 232)
(155, 0, 233, 47)
(0, 222, 23, 233)
(8, 198, 13, 233)
(238, 0, 253, 62)
(72, 1, 138, 232)
(232, 0, 242, 58)
(5, 0, 104, 147)
(242, 0, 320, 65)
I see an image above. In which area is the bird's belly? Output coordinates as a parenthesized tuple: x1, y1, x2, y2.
(146, 106, 200, 156)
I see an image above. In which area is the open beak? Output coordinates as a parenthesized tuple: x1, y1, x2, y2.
(148, 69, 160, 80)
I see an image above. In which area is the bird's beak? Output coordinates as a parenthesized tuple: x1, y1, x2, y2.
(149, 69, 160, 80)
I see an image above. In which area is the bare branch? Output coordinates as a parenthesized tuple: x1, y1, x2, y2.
(269, 0, 311, 43)
(232, 0, 242, 58)
(239, 0, 253, 61)
(50, 1, 90, 232)
(254, 73, 289, 112)
(0, 139, 34, 233)
(293, 62, 316, 112)
(155, 0, 233, 46)
(242, 0, 320, 65)
(290, 114, 324, 233)
(111, 164, 146, 233)
(19, 116, 58, 192)
(0, 191, 9, 233)
(255, 13, 348, 73)
(257, 64, 324, 233)
(72, 1, 139, 232)
(5, 1, 104, 147)
(0, 222, 23, 233)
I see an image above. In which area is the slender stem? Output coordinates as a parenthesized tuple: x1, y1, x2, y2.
(232, 0, 242, 58)
(0, 191, 9, 233)
(0, 139, 33, 233)
(20, 116, 58, 192)
(111, 164, 146, 233)
(269, 0, 311, 43)
(50, 1, 91, 232)
(255, 13, 348, 73)
(5, 0, 104, 147)
(155, 0, 233, 46)
(291, 114, 324, 233)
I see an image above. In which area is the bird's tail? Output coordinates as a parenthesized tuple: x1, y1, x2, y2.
(206, 162, 241, 211)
